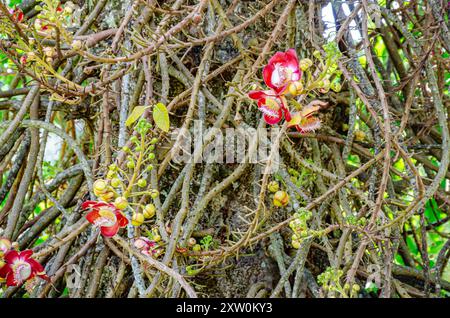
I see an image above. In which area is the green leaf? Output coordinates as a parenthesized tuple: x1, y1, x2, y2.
(126, 106, 149, 127)
(8, 0, 22, 8)
(153, 102, 170, 132)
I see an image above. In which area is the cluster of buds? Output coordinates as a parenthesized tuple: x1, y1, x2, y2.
(248, 44, 343, 134)
(267, 180, 290, 207)
(89, 167, 158, 229)
(129, 203, 156, 227)
(33, 1, 67, 30)
(318, 267, 343, 296)
(344, 283, 361, 298)
(0, 238, 48, 287)
(318, 266, 360, 298)
(93, 178, 115, 201)
(19, 46, 55, 66)
(5, 1, 79, 78)
(82, 115, 162, 237)
(43, 46, 56, 63)
(289, 209, 312, 249)
(186, 237, 202, 253)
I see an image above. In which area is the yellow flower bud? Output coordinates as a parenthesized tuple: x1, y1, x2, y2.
(143, 204, 156, 219)
(93, 179, 107, 194)
(192, 244, 201, 252)
(299, 58, 313, 71)
(288, 81, 303, 96)
(131, 213, 145, 226)
(64, 6, 74, 14)
(106, 170, 116, 180)
(71, 40, 82, 50)
(126, 160, 135, 169)
(0, 237, 11, 252)
(273, 191, 289, 207)
(150, 189, 159, 199)
(43, 47, 54, 57)
(292, 240, 301, 249)
(137, 179, 147, 188)
(110, 178, 121, 188)
(99, 191, 114, 202)
(114, 197, 128, 210)
(331, 82, 342, 92)
(267, 181, 279, 193)
(354, 130, 366, 142)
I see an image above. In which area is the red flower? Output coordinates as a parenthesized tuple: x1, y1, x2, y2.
(287, 104, 322, 133)
(263, 49, 301, 94)
(248, 49, 301, 125)
(0, 250, 48, 286)
(82, 201, 128, 237)
(56, 6, 63, 13)
(10, 8, 24, 23)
